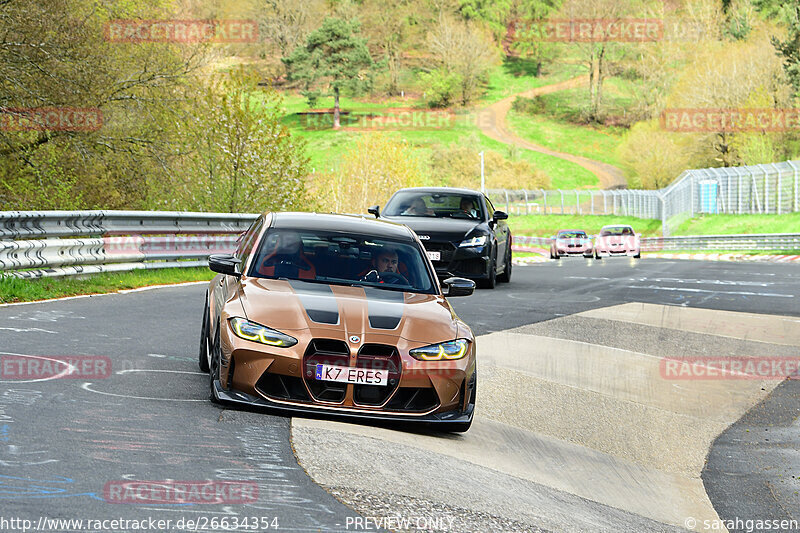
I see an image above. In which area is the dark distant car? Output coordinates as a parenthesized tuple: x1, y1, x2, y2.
(370, 187, 512, 289)
(549, 229, 593, 259)
(200, 212, 477, 432)
(594, 225, 641, 259)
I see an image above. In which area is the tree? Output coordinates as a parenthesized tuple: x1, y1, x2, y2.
(312, 135, 425, 213)
(427, 15, 498, 105)
(0, 0, 205, 210)
(360, 0, 426, 95)
(283, 17, 374, 129)
(162, 68, 309, 213)
(771, 2, 800, 98)
(509, 0, 563, 77)
(458, 0, 512, 40)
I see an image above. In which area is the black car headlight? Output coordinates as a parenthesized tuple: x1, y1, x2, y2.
(409, 339, 469, 361)
(229, 317, 297, 347)
(458, 235, 487, 248)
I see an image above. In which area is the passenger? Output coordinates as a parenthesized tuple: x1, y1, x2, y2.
(402, 198, 432, 216)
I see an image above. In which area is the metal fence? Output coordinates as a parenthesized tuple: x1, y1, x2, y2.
(487, 160, 800, 236)
(0, 211, 256, 279)
(512, 234, 800, 253)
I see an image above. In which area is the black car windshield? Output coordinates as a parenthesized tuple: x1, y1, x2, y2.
(384, 191, 485, 220)
(248, 229, 436, 294)
(558, 231, 587, 239)
(601, 227, 633, 236)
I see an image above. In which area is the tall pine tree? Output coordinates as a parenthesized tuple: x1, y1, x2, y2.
(283, 18, 374, 129)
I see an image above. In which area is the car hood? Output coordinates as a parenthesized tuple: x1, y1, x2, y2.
(381, 216, 485, 242)
(237, 277, 460, 344)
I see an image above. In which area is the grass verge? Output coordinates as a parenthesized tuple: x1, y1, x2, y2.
(508, 214, 663, 237)
(673, 213, 800, 235)
(0, 267, 214, 304)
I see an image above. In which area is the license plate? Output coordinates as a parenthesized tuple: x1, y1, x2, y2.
(426, 251, 441, 261)
(314, 364, 389, 386)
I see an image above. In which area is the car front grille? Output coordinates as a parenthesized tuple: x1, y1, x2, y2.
(354, 344, 401, 406)
(422, 241, 457, 263)
(303, 338, 350, 403)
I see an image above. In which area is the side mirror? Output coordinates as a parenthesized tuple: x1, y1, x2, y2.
(209, 254, 242, 277)
(492, 210, 508, 221)
(368, 205, 380, 218)
(442, 277, 475, 297)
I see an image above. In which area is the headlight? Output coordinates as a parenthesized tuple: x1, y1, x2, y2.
(229, 317, 297, 347)
(409, 339, 469, 361)
(459, 235, 487, 248)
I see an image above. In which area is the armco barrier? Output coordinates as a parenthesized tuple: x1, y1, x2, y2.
(512, 233, 800, 254)
(0, 211, 257, 279)
(2, 211, 798, 279)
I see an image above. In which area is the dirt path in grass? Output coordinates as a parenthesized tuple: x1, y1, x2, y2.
(479, 75, 628, 189)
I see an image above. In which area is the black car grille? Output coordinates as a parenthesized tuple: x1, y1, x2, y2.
(303, 339, 350, 403)
(385, 387, 439, 412)
(353, 344, 401, 406)
(256, 373, 311, 402)
(422, 241, 457, 263)
(452, 258, 485, 275)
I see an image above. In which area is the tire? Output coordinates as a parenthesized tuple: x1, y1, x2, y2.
(553, 251, 559, 260)
(634, 252, 641, 259)
(198, 294, 210, 373)
(478, 252, 497, 289)
(209, 323, 222, 403)
(594, 250, 602, 260)
(498, 246, 512, 283)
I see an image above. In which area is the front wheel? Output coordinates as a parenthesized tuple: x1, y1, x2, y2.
(209, 323, 222, 403)
(594, 250, 602, 260)
(478, 253, 497, 289)
(198, 294, 210, 373)
(498, 246, 512, 283)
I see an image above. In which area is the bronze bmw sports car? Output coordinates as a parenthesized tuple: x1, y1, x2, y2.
(198, 213, 477, 432)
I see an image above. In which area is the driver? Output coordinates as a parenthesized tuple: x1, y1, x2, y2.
(373, 248, 398, 273)
(459, 197, 478, 218)
(257, 231, 316, 280)
(359, 247, 407, 284)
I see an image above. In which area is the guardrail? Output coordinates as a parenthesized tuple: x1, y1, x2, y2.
(511, 233, 800, 253)
(0, 211, 257, 279)
(2, 211, 798, 279)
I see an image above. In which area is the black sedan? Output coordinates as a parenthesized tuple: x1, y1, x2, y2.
(370, 187, 511, 288)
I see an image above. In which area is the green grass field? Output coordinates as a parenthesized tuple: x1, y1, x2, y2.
(672, 213, 800, 235)
(507, 212, 800, 238)
(0, 267, 215, 304)
(274, 64, 602, 188)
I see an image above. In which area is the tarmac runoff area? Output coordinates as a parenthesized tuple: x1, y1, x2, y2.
(291, 302, 800, 533)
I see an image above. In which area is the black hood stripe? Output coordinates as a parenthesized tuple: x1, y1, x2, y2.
(364, 288, 405, 330)
(288, 280, 339, 325)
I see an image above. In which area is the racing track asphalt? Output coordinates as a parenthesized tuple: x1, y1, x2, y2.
(0, 257, 797, 532)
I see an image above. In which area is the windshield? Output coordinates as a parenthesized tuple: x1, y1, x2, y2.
(558, 231, 587, 239)
(384, 191, 485, 220)
(601, 227, 634, 236)
(248, 228, 436, 294)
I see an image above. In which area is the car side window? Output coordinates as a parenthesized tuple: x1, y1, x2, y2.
(235, 216, 264, 267)
(484, 196, 496, 220)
